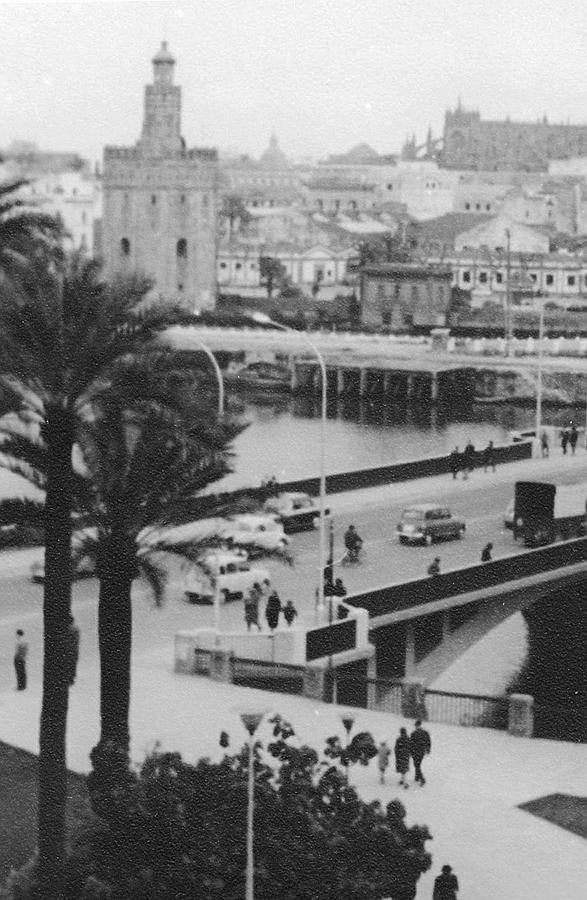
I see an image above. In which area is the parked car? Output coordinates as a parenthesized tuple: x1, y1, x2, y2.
(396, 504, 466, 545)
(30, 555, 96, 583)
(221, 513, 289, 557)
(263, 492, 329, 533)
(183, 549, 271, 604)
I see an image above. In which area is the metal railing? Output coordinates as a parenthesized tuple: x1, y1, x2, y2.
(423, 688, 508, 730)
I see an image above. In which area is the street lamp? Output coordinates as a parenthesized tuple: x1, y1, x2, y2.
(248, 312, 328, 612)
(340, 713, 355, 783)
(240, 711, 266, 900)
(535, 294, 545, 440)
(162, 327, 225, 417)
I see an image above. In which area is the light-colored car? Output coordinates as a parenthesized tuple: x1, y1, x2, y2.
(221, 513, 289, 557)
(264, 491, 329, 533)
(397, 504, 466, 545)
(183, 549, 271, 604)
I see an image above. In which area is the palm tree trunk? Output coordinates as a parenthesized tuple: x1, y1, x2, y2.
(98, 562, 133, 752)
(37, 404, 73, 899)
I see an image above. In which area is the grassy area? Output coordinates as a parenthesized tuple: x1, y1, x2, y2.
(518, 794, 587, 840)
(0, 741, 92, 884)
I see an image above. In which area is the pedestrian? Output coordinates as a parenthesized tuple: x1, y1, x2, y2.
(409, 719, 431, 786)
(569, 424, 578, 455)
(244, 583, 262, 631)
(433, 864, 459, 900)
(14, 629, 29, 691)
(462, 440, 475, 479)
(561, 428, 569, 455)
(427, 556, 441, 577)
(332, 577, 347, 597)
(540, 430, 549, 458)
(265, 588, 282, 632)
(65, 613, 80, 686)
(377, 740, 391, 785)
(482, 440, 496, 472)
(449, 446, 461, 480)
(481, 541, 493, 562)
(394, 727, 411, 788)
(283, 599, 298, 626)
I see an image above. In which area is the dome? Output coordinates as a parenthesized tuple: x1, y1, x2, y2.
(152, 41, 175, 65)
(259, 133, 288, 168)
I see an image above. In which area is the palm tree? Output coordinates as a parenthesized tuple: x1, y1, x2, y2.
(0, 179, 63, 281)
(0, 252, 194, 898)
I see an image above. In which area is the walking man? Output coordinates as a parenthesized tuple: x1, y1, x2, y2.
(540, 430, 549, 458)
(449, 446, 461, 480)
(561, 428, 569, 455)
(283, 599, 298, 627)
(409, 719, 431, 786)
(394, 727, 411, 788)
(462, 440, 475, 479)
(481, 541, 493, 563)
(244, 583, 262, 631)
(433, 864, 459, 899)
(427, 557, 441, 577)
(14, 629, 29, 691)
(482, 440, 496, 472)
(264, 588, 282, 632)
(569, 424, 578, 455)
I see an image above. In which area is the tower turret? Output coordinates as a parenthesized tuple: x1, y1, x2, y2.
(139, 41, 182, 156)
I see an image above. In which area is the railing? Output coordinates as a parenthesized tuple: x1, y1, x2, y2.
(306, 618, 357, 662)
(345, 536, 587, 619)
(232, 655, 306, 692)
(423, 688, 508, 729)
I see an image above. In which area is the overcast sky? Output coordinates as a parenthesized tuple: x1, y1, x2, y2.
(3, 0, 587, 164)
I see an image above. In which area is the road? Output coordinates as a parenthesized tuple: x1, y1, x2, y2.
(0, 452, 585, 698)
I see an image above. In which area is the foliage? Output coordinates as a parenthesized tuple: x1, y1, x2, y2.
(259, 256, 286, 299)
(218, 194, 251, 240)
(0, 180, 63, 283)
(1, 715, 431, 899)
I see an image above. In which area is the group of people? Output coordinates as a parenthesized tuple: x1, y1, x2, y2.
(428, 541, 494, 577)
(540, 424, 581, 458)
(14, 615, 80, 692)
(450, 440, 496, 480)
(377, 719, 432, 788)
(243, 580, 298, 632)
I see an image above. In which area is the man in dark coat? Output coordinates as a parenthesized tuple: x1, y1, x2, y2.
(449, 446, 461, 480)
(481, 541, 493, 562)
(569, 424, 578, 455)
(433, 864, 459, 899)
(409, 719, 431, 786)
(462, 440, 475, 479)
(264, 589, 281, 632)
(561, 428, 569, 455)
(394, 727, 411, 788)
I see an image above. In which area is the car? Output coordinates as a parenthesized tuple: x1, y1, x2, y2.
(30, 555, 96, 583)
(183, 549, 271, 604)
(263, 491, 329, 533)
(221, 513, 290, 557)
(504, 499, 515, 529)
(396, 504, 466, 545)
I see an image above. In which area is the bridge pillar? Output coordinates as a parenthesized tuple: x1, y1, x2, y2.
(508, 693, 534, 738)
(336, 367, 345, 396)
(303, 665, 327, 701)
(209, 650, 234, 683)
(401, 680, 427, 720)
(406, 374, 414, 400)
(405, 622, 416, 677)
(290, 364, 299, 391)
(359, 368, 368, 398)
(431, 373, 439, 402)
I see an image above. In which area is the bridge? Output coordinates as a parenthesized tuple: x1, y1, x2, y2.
(342, 536, 586, 688)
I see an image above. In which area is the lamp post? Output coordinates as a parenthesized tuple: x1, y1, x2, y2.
(163, 327, 225, 416)
(248, 312, 328, 612)
(240, 711, 265, 900)
(340, 713, 355, 783)
(504, 228, 512, 357)
(535, 294, 545, 441)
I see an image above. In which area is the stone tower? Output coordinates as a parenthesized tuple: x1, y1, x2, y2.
(102, 42, 218, 309)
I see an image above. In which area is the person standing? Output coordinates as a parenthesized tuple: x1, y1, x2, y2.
(394, 727, 411, 788)
(561, 428, 569, 455)
(433, 864, 459, 899)
(481, 542, 493, 562)
(14, 629, 29, 691)
(283, 599, 298, 627)
(65, 614, 81, 686)
(482, 440, 496, 473)
(264, 589, 282, 632)
(449, 446, 461, 480)
(377, 740, 391, 785)
(462, 440, 475, 479)
(427, 557, 441, 577)
(540, 430, 549, 458)
(409, 719, 431, 786)
(244, 584, 262, 631)
(569, 424, 578, 455)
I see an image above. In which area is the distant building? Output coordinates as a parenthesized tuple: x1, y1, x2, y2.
(102, 42, 218, 310)
(361, 263, 452, 329)
(454, 216, 550, 255)
(217, 243, 353, 289)
(0, 140, 88, 177)
(441, 102, 587, 171)
(221, 134, 303, 207)
(21, 170, 101, 254)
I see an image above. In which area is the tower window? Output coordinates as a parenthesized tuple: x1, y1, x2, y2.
(151, 194, 157, 205)
(120, 238, 130, 257)
(177, 238, 187, 258)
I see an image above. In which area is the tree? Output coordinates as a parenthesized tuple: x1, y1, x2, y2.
(0, 253, 193, 898)
(22, 715, 431, 899)
(0, 180, 63, 283)
(259, 256, 286, 300)
(219, 194, 251, 241)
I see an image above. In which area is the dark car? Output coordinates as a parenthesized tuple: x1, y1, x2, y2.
(264, 492, 330, 534)
(397, 504, 466, 545)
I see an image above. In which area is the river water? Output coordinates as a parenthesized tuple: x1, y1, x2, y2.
(222, 396, 576, 696)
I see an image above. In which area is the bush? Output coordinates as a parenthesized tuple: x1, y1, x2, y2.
(4, 718, 431, 899)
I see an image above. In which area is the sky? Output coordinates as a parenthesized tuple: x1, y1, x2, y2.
(2, 0, 587, 165)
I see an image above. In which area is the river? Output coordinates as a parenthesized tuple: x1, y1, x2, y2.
(221, 396, 578, 697)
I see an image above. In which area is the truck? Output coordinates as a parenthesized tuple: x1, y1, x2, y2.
(509, 481, 586, 547)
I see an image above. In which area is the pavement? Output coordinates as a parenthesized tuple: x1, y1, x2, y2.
(0, 447, 586, 897)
